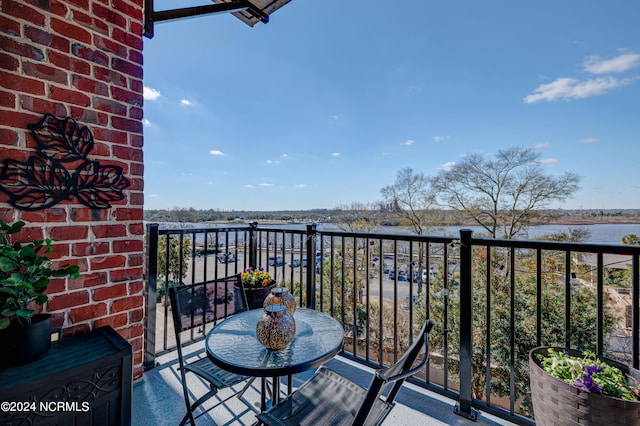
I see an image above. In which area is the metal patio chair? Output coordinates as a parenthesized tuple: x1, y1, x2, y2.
(169, 274, 255, 425)
(256, 319, 435, 426)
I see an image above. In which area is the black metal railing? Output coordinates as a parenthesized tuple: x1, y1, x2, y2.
(143, 222, 640, 425)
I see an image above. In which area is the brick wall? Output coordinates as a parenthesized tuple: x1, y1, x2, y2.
(0, 0, 145, 379)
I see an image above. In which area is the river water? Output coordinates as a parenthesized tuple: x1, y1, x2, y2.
(154, 221, 640, 245)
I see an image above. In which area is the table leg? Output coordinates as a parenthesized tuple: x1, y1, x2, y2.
(287, 374, 292, 395)
(260, 377, 267, 412)
(272, 375, 280, 405)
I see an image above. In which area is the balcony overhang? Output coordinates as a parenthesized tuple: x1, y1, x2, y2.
(144, 0, 293, 38)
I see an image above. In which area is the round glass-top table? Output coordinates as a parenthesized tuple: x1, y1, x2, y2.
(206, 308, 344, 410)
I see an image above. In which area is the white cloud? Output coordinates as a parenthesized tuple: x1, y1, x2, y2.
(330, 114, 343, 120)
(294, 184, 306, 188)
(331, 152, 341, 157)
(180, 99, 192, 106)
(142, 118, 151, 127)
(439, 161, 456, 171)
(523, 77, 630, 103)
(143, 86, 160, 101)
(403, 139, 415, 146)
(266, 159, 279, 165)
(259, 183, 274, 187)
(578, 137, 598, 144)
(244, 184, 254, 188)
(282, 154, 289, 159)
(585, 52, 640, 74)
(148, 193, 159, 198)
(433, 135, 449, 143)
(533, 142, 549, 149)
(535, 158, 559, 167)
(209, 150, 224, 156)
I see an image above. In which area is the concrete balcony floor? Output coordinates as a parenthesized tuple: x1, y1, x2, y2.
(132, 343, 515, 425)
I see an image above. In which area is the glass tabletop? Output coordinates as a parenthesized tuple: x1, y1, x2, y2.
(206, 308, 344, 377)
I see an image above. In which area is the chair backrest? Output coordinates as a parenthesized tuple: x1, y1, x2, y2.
(169, 274, 248, 343)
(354, 319, 435, 425)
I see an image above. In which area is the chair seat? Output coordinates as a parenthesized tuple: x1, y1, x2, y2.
(256, 366, 393, 426)
(184, 356, 248, 390)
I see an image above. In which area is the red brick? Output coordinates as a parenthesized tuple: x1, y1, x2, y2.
(119, 323, 144, 340)
(72, 241, 110, 257)
(47, 290, 90, 311)
(23, 61, 68, 84)
(72, 9, 109, 36)
(129, 106, 143, 120)
(91, 254, 127, 271)
(128, 308, 144, 323)
(49, 225, 89, 241)
(15, 225, 45, 242)
(111, 86, 143, 107)
(128, 280, 143, 295)
(2, 1, 46, 26)
(51, 17, 91, 44)
(50, 311, 65, 329)
(50, 85, 91, 106)
(71, 42, 108, 66)
(0, 34, 45, 61)
(113, 144, 143, 161)
(0, 52, 19, 71)
(129, 223, 144, 236)
(24, 26, 70, 53)
(112, 295, 144, 313)
(93, 3, 127, 29)
(20, 95, 68, 116)
(0, 15, 21, 35)
(49, 50, 91, 75)
(94, 66, 127, 86)
(20, 207, 67, 223)
(45, 276, 66, 294)
(69, 271, 108, 290)
(113, 239, 143, 254)
(129, 78, 143, 94)
(94, 312, 128, 329)
(0, 110, 40, 130)
(129, 49, 143, 66)
(130, 21, 143, 39)
(72, 75, 109, 96)
(113, 0, 142, 21)
(94, 34, 127, 58)
(93, 127, 128, 144)
(48, 242, 71, 259)
(112, 27, 142, 51)
(69, 302, 107, 323)
(69, 208, 109, 222)
(93, 283, 128, 301)
(92, 224, 127, 238)
(0, 70, 46, 95)
(45, 0, 69, 18)
(66, 0, 89, 11)
(0, 128, 18, 146)
(94, 97, 127, 116)
(61, 323, 90, 337)
(113, 208, 143, 221)
(110, 267, 142, 283)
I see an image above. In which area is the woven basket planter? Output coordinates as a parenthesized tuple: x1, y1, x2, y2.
(529, 346, 640, 425)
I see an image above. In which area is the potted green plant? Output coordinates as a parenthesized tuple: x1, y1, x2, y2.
(529, 346, 640, 425)
(0, 220, 80, 366)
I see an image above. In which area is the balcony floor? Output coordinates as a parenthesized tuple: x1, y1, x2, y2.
(133, 344, 515, 425)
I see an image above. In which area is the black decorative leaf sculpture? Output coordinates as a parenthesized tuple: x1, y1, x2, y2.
(0, 114, 131, 210)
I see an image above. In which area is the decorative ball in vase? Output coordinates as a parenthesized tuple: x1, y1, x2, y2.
(256, 303, 296, 351)
(263, 287, 296, 315)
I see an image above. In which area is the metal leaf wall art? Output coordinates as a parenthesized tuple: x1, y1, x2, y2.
(0, 114, 131, 210)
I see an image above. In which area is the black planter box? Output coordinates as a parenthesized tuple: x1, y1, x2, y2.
(0, 326, 132, 426)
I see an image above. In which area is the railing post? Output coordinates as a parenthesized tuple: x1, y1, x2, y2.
(305, 223, 317, 309)
(249, 221, 258, 269)
(455, 229, 477, 420)
(144, 223, 159, 370)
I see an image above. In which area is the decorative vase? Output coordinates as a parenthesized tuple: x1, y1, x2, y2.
(256, 304, 296, 351)
(263, 286, 296, 315)
(529, 346, 640, 425)
(0, 314, 52, 367)
(242, 282, 277, 310)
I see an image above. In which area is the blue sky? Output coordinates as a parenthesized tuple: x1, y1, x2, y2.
(143, 1, 640, 211)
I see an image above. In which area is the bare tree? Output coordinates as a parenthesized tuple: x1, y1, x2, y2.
(431, 146, 581, 238)
(380, 167, 436, 235)
(333, 202, 381, 233)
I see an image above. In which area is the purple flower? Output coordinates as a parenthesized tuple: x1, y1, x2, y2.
(575, 375, 603, 394)
(246, 267, 254, 273)
(258, 266, 265, 271)
(585, 365, 602, 375)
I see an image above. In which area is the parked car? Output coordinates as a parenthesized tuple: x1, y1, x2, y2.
(289, 258, 307, 268)
(217, 252, 236, 263)
(268, 255, 284, 266)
